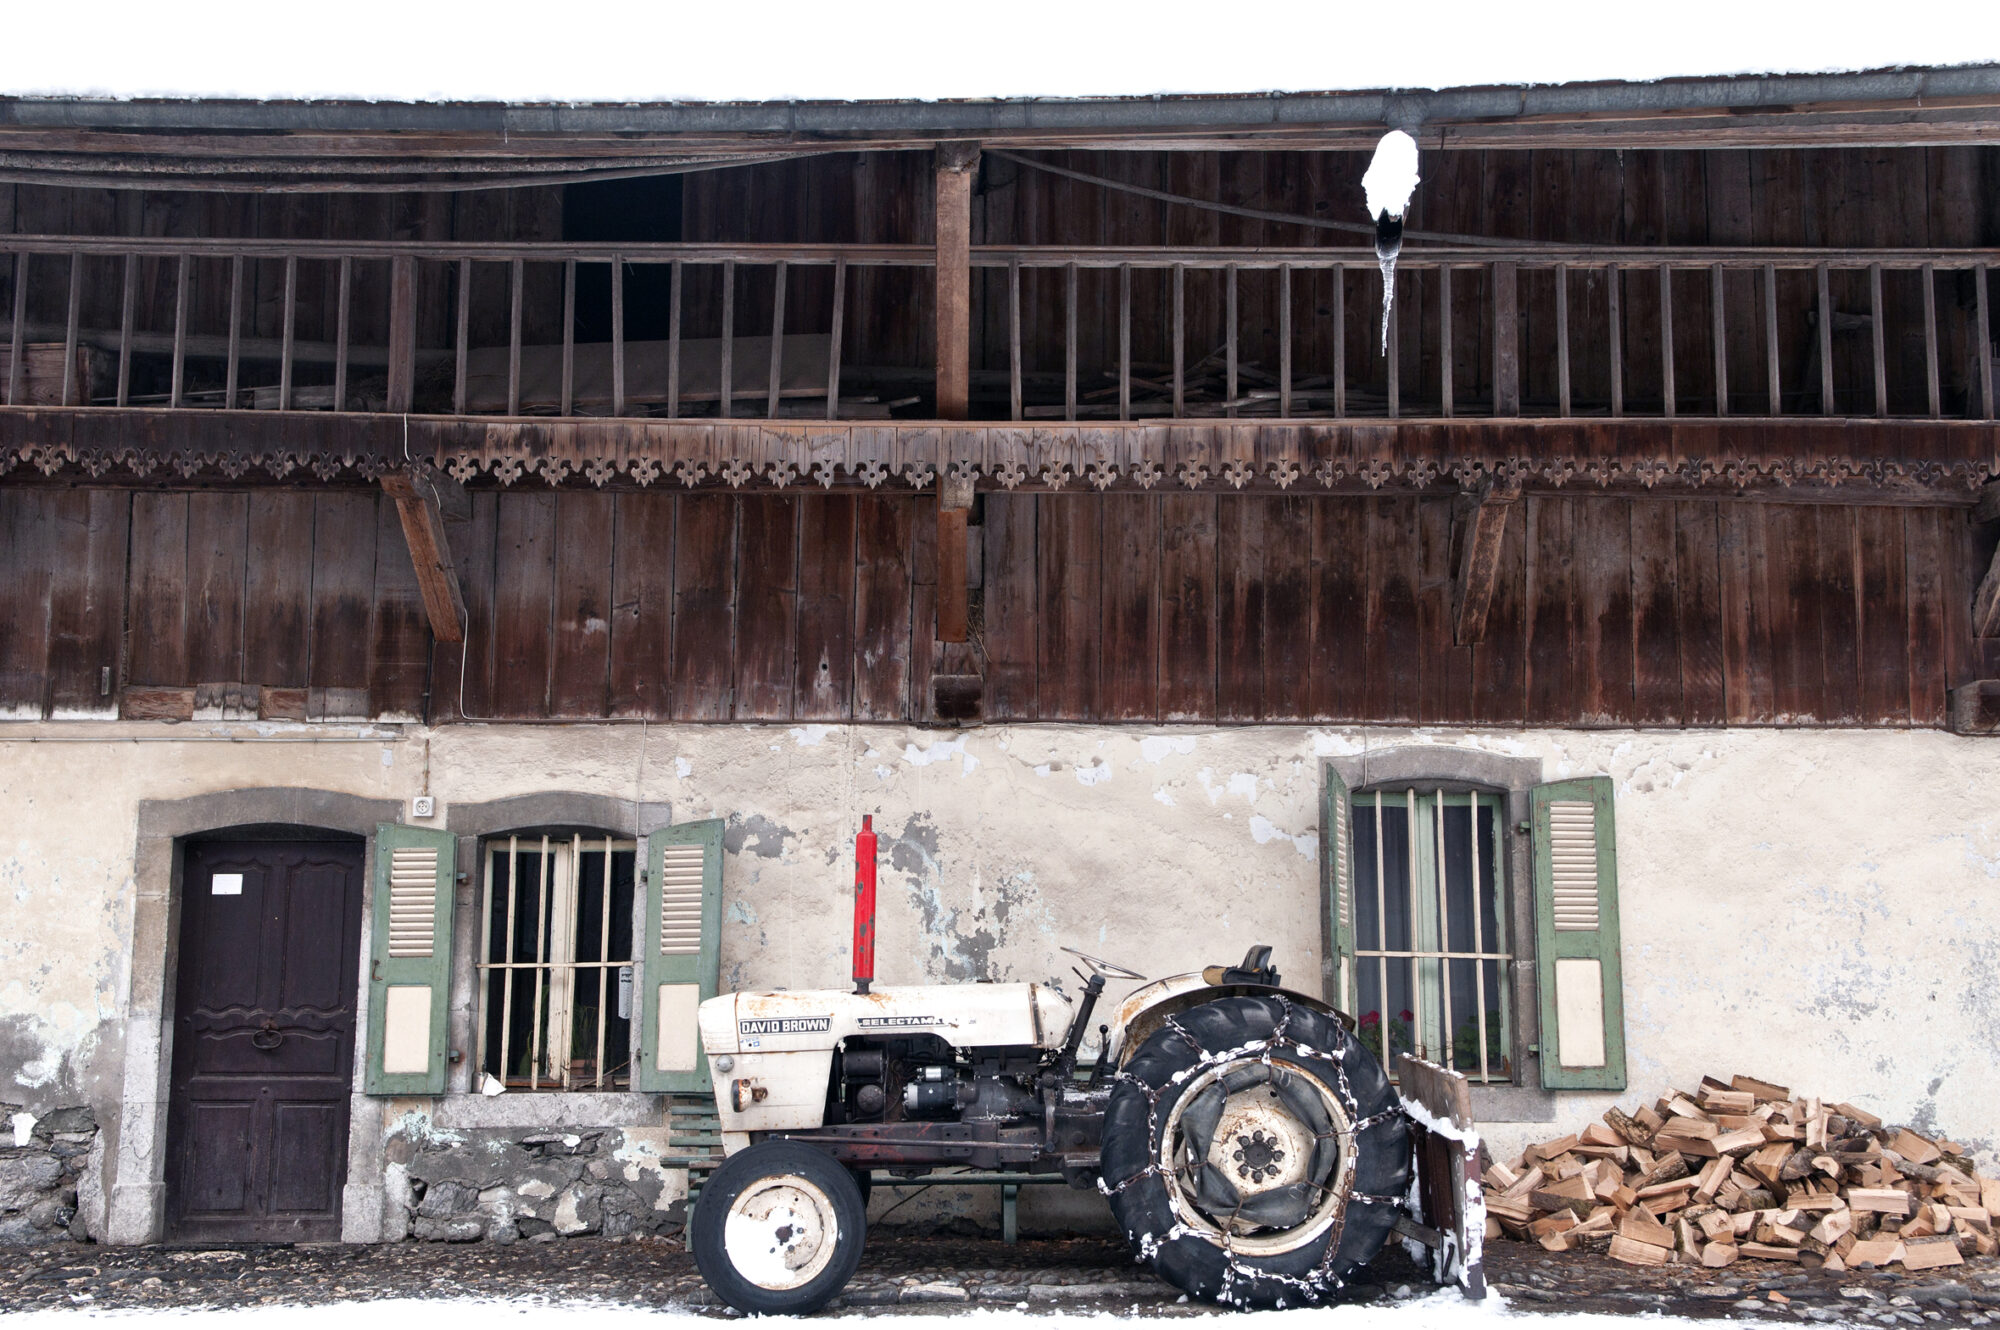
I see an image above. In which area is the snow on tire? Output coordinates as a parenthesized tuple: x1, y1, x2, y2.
(1100, 994, 1408, 1309)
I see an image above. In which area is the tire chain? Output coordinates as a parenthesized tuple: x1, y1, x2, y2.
(1100, 993, 1409, 1304)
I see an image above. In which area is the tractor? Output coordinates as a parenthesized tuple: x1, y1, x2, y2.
(685, 818, 1482, 1314)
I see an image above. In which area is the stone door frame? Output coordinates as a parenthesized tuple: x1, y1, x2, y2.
(108, 788, 399, 1245)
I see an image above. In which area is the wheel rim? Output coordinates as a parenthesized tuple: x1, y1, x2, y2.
(721, 1173, 842, 1291)
(1157, 1057, 1357, 1256)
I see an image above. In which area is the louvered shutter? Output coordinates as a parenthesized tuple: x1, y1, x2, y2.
(636, 819, 723, 1093)
(1530, 778, 1626, 1090)
(364, 823, 457, 1094)
(1321, 765, 1357, 1014)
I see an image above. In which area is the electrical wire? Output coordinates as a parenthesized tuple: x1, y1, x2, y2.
(986, 149, 1560, 249)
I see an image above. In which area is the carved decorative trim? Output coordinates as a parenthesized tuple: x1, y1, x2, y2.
(4, 410, 1997, 500)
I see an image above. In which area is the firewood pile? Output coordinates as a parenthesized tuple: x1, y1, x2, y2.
(1484, 1074, 1998, 1273)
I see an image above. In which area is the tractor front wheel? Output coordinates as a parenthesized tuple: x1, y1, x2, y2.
(690, 1140, 868, 1314)
(1100, 994, 1408, 1308)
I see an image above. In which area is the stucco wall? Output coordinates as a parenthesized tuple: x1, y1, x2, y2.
(3, 721, 1998, 1239)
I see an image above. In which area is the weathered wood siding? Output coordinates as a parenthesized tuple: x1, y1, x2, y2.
(5, 147, 1994, 417)
(0, 185, 565, 370)
(2, 486, 1990, 727)
(675, 147, 2000, 415)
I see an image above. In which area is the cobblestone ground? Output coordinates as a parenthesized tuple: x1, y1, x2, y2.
(1, 1235, 1996, 1319)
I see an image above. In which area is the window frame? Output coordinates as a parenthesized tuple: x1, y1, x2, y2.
(1321, 749, 1553, 1119)
(475, 830, 639, 1093)
(1347, 784, 1514, 1085)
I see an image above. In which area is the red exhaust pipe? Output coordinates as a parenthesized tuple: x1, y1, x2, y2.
(853, 815, 877, 994)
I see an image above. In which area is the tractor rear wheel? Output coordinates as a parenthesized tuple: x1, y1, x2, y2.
(1100, 994, 1407, 1308)
(690, 1140, 868, 1314)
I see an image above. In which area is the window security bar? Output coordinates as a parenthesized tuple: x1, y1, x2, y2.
(1353, 788, 1511, 1085)
(475, 833, 636, 1091)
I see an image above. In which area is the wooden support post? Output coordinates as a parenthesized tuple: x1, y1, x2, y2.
(1452, 475, 1521, 645)
(933, 470, 983, 723)
(1977, 265, 1994, 420)
(1552, 264, 1568, 418)
(166, 256, 184, 409)
(387, 255, 417, 414)
(381, 466, 468, 644)
(934, 141, 978, 421)
(116, 253, 135, 408)
(1492, 262, 1519, 416)
(937, 471, 972, 643)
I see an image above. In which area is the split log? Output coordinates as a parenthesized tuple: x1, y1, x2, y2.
(1481, 1072, 1998, 1277)
(1608, 1234, 1673, 1267)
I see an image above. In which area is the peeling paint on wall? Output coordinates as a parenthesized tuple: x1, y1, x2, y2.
(386, 1109, 468, 1150)
(4, 720, 2000, 1223)
(723, 813, 794, 860)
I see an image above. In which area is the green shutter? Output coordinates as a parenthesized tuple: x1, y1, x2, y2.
(1320, 765, 1357, 1015)
(637, 820, 724, 1093)
(1530, 777, 1626, 1090)
(364, 823, 457, 1095)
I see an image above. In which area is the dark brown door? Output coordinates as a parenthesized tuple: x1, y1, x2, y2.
(166, 839, 365, 1241)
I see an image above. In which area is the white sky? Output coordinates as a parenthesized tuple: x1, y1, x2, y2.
(0, 1292, 1874, 1330)
(4, 0, 1997, 105)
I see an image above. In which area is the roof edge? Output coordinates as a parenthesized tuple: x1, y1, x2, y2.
(4, 63, 1998, 139)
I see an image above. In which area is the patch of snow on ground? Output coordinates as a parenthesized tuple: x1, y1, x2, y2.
(0, 1290, 1880, 1330)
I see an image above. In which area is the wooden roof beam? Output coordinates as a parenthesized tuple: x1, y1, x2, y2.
(1971, 481, 2000, 640)
(380, 464, 467, 644)
(1453, 474, 1521, 646)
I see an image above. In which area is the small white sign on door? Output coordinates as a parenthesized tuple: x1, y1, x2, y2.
(211, 873, 244, 896)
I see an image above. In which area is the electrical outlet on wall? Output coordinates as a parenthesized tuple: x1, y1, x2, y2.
(411, 796, 436, 819)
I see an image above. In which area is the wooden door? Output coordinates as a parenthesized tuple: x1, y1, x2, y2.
(166, 839, 365, 1241)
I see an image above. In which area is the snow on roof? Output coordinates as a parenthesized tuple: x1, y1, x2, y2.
(9, 0, 1998, 107)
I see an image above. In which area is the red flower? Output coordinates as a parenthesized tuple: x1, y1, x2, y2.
(1360, 1011, 1380, 1027)
(1398, 1009, 1414, 1022)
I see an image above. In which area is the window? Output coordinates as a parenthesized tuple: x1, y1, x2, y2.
(477, 833, 637, 1091)
(1349, 788, 1512, 1083)
(1323, 760, 1625, 1093)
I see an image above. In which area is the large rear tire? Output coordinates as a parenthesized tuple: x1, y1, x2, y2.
(1101, 994, 1407, 1308)
(690, 1140, 868, 1314)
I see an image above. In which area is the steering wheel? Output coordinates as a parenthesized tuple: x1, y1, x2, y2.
(1060, 946, 1147, 981)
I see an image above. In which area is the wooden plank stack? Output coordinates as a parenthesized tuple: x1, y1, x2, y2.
(1484, 1074, 1998, 1274)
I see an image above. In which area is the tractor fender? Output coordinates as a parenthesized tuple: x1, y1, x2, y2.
(1105, 974, 1354, 1067)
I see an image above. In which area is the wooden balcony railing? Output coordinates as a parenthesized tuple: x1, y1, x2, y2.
(3, 236, 1994, 424)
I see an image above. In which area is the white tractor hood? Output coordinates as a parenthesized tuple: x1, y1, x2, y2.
(698, 983, 1075, 1058)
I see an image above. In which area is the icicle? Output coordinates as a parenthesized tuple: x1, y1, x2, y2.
(1361, 131, 1420, 358)
(1377, 240, 1399, 355)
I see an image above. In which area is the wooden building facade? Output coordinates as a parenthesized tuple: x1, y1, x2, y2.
(3, 485, 1993, 729)
(3, 66, 2000, 1252)
(4, 126, 1999, 731)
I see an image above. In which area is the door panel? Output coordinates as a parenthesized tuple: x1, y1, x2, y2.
(269, 1102, 344, 1213)
(182, 861, 269, 1012)
(179, 1101, 255, 1215)
(281, 861, 358, 1011)
(166, 839, 364, 1241)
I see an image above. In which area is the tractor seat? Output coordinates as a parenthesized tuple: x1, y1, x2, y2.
(1203, 944, 1280, 988)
